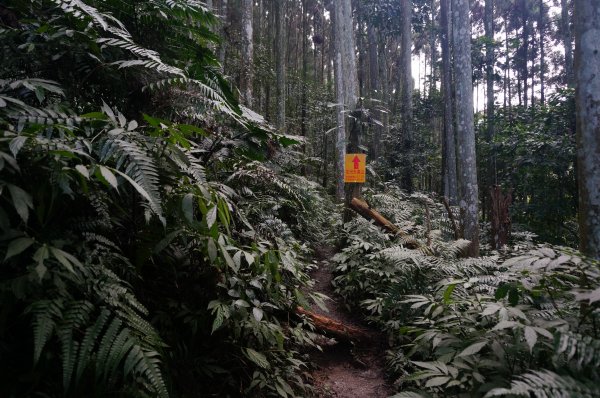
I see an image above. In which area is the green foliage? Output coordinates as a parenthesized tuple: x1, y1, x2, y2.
(333, 188, 600, 398)
(477, 89, 577, 246)
(0, 0, 335, 397)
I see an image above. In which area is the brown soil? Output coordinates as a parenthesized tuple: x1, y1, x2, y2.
(306, 246, 393, 398)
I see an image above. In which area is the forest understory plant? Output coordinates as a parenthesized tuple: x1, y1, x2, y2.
(331, 186, 600, 398)
(0, 1, 339, 397)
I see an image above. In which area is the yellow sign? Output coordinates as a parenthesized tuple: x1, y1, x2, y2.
(344, 154, 366, 183)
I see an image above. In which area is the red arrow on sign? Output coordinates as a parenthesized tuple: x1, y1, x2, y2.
(352, 155, 360, 170)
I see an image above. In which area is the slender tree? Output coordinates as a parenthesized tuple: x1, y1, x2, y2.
(562, 0, 574, 86)
(400, 0, 413, 191)
(440, 0, 458, 204)
(368, 24, 382, 159)
(452, 0, 479, 256)
(275, 0, 286, 131)
(333, 0, 359, 202)
(574, 0, 600, 259)
(218, 0, 228, 69)
(484, 0, 495, 221)
(241, 0, 254, 106)
(538, 0, 545, 104)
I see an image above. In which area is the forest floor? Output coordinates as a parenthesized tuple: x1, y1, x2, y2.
(307, 246, 393, 398)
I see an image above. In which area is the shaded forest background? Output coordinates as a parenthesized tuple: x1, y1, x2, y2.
(218, 0, 577, 246)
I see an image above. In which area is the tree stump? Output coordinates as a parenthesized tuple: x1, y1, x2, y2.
(490, 185, 512, 249)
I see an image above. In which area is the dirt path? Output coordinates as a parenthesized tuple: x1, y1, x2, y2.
(307, 246, 393, 398)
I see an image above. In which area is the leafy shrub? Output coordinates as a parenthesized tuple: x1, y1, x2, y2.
(332, 188, 600, 398)
(0, 1, 335, 397)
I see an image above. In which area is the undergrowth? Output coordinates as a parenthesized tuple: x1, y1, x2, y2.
(0, 0, 339, 397)
(332, 185, 600, 398)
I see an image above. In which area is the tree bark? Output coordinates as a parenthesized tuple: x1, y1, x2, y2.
(574, 0, 600, 259)
(490, 186, 512, 249)
(241, 0, 254, 107)
(301, 0, 308, 172)
(484, 0, 495, 214)
(521, 0, 529, 108)
(539, 0, 545, 104)
(441, 0, 458, 204)
(348, 198, 422, 249)
(296, 307, 369, 342)
(274, 0, 286, 131)
(562, 0, 574, 87)
(400, 0, 414, 192)
(452, 0, 480, 256)
(218, 0, 228, 69)
(368, 25, 382, 160)
(333, 0, 359, 203)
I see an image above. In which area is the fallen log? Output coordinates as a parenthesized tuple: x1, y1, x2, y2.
(348, 197, 422, 250)
(349, 197, 399, 234)
(296, 306, 370, 342)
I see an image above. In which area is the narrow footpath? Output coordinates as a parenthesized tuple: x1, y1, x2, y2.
(307, 246, 392, 398)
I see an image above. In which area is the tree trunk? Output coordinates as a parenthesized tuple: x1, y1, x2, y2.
(539, 0, 545, 105)
(490, 186, 512, 249)
(301, 0, 308, 172)
(506, 15, 512, 120)
(574, 0, 600, 259)
(521, 0, 529, 109)
(241, 0, 254, 107)
(368, 25, 381, 160)
(452, 0, 480, 256)
(441, 0, 458, 204)
(400, 0, 414, 192)
(379, 31, 390, 159)
(333, 0, 359, 203)
(484, 0, 495, 214)
(274, 0, 285, 131)
(296, 307, 369, 342)
(218, 0, 228, 69)
(429, 0, 437, 97)
(348, 198, 422, 249)
(562, 0, 574, 87)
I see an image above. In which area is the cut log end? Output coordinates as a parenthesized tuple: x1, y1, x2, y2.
(296, 306, 370, 343)
(347, 197, 421, 249)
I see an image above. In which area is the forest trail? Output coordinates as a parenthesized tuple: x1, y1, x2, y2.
(307, 246, 392, 398)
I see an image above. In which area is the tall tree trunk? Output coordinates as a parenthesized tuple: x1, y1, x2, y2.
(441, 0, 458, 204)
(379, 32, 390, 159)
(218, 0, 228, 69)
(429, 0, 437, 97)
(400, 0, 414, 191)
(484, 0, 495, 220)
(562, 0, 574, 86)
(368, 25, 381, 160)
(241, 0, 254, 107)
(301, 0, 308, 171)
(521, 0, 529, 108)
(539, 0, 545, 104)
(505, 13, 512, 119)
(452, 0, 480, 256)
(275, 0, 286, 131)
(574, 0, 600, 259)
(530, 17, 535, 107)
(333, 0, 359, 202)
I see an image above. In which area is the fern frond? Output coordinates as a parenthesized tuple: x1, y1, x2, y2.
(31, 299, 64, 364)
(554, 332, 600, 370)
(121, 345, 168, 397)
(76, 309, 111, 383)
(98, 134, 163, 220)
(485, 369, 600, 398)
(58, 326, 79, 390)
